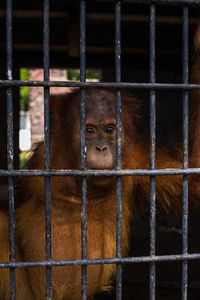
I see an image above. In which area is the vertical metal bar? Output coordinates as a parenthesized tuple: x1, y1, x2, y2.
(80, 1, 87, 300)
(6, 0, 16, 298)
(149, 4, 156, 300)
(115, 1, 122, 300)
(43, 0, 52, 299)
(182, 6, 189, 300)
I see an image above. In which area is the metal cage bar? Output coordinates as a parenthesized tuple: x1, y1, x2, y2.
(6, 0, 16, 298)
(0, 251, 200, 269)
(43, 0, 52, 299)
(3, 80, 200, 90)
(80, 1, 87, 299)
(1, 168, 200, 177)
(60, 0, 200, 5)
(2, 80, 200, 90)
(182, 6, 189, 300)
(149, 4, 156, 300)
(115, 1, 122, 299)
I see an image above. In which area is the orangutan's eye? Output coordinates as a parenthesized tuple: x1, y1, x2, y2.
(86, 127, 96, 135)
(105, 125, 116, 134)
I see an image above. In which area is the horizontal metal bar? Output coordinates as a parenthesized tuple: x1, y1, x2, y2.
(64, 0, 200, 5)
(0, 168, 200, 177)
(124, 0, 200, 4)
(2, 80, 200, 90)
(0, 253, 200, 269)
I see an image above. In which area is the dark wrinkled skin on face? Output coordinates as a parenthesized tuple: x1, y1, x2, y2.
(86, 96, 117, 187)
(86, 100, 116, 169)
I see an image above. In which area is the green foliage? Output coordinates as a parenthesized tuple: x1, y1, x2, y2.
(68, 69, 80, 81)
(20, 152, 30, 168)
(20, 68, 29, 111)
(67, 69, 100, 81)
(86, 69, 99, 79)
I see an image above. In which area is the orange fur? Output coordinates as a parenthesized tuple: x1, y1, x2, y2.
(0, 88, 185, 299)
